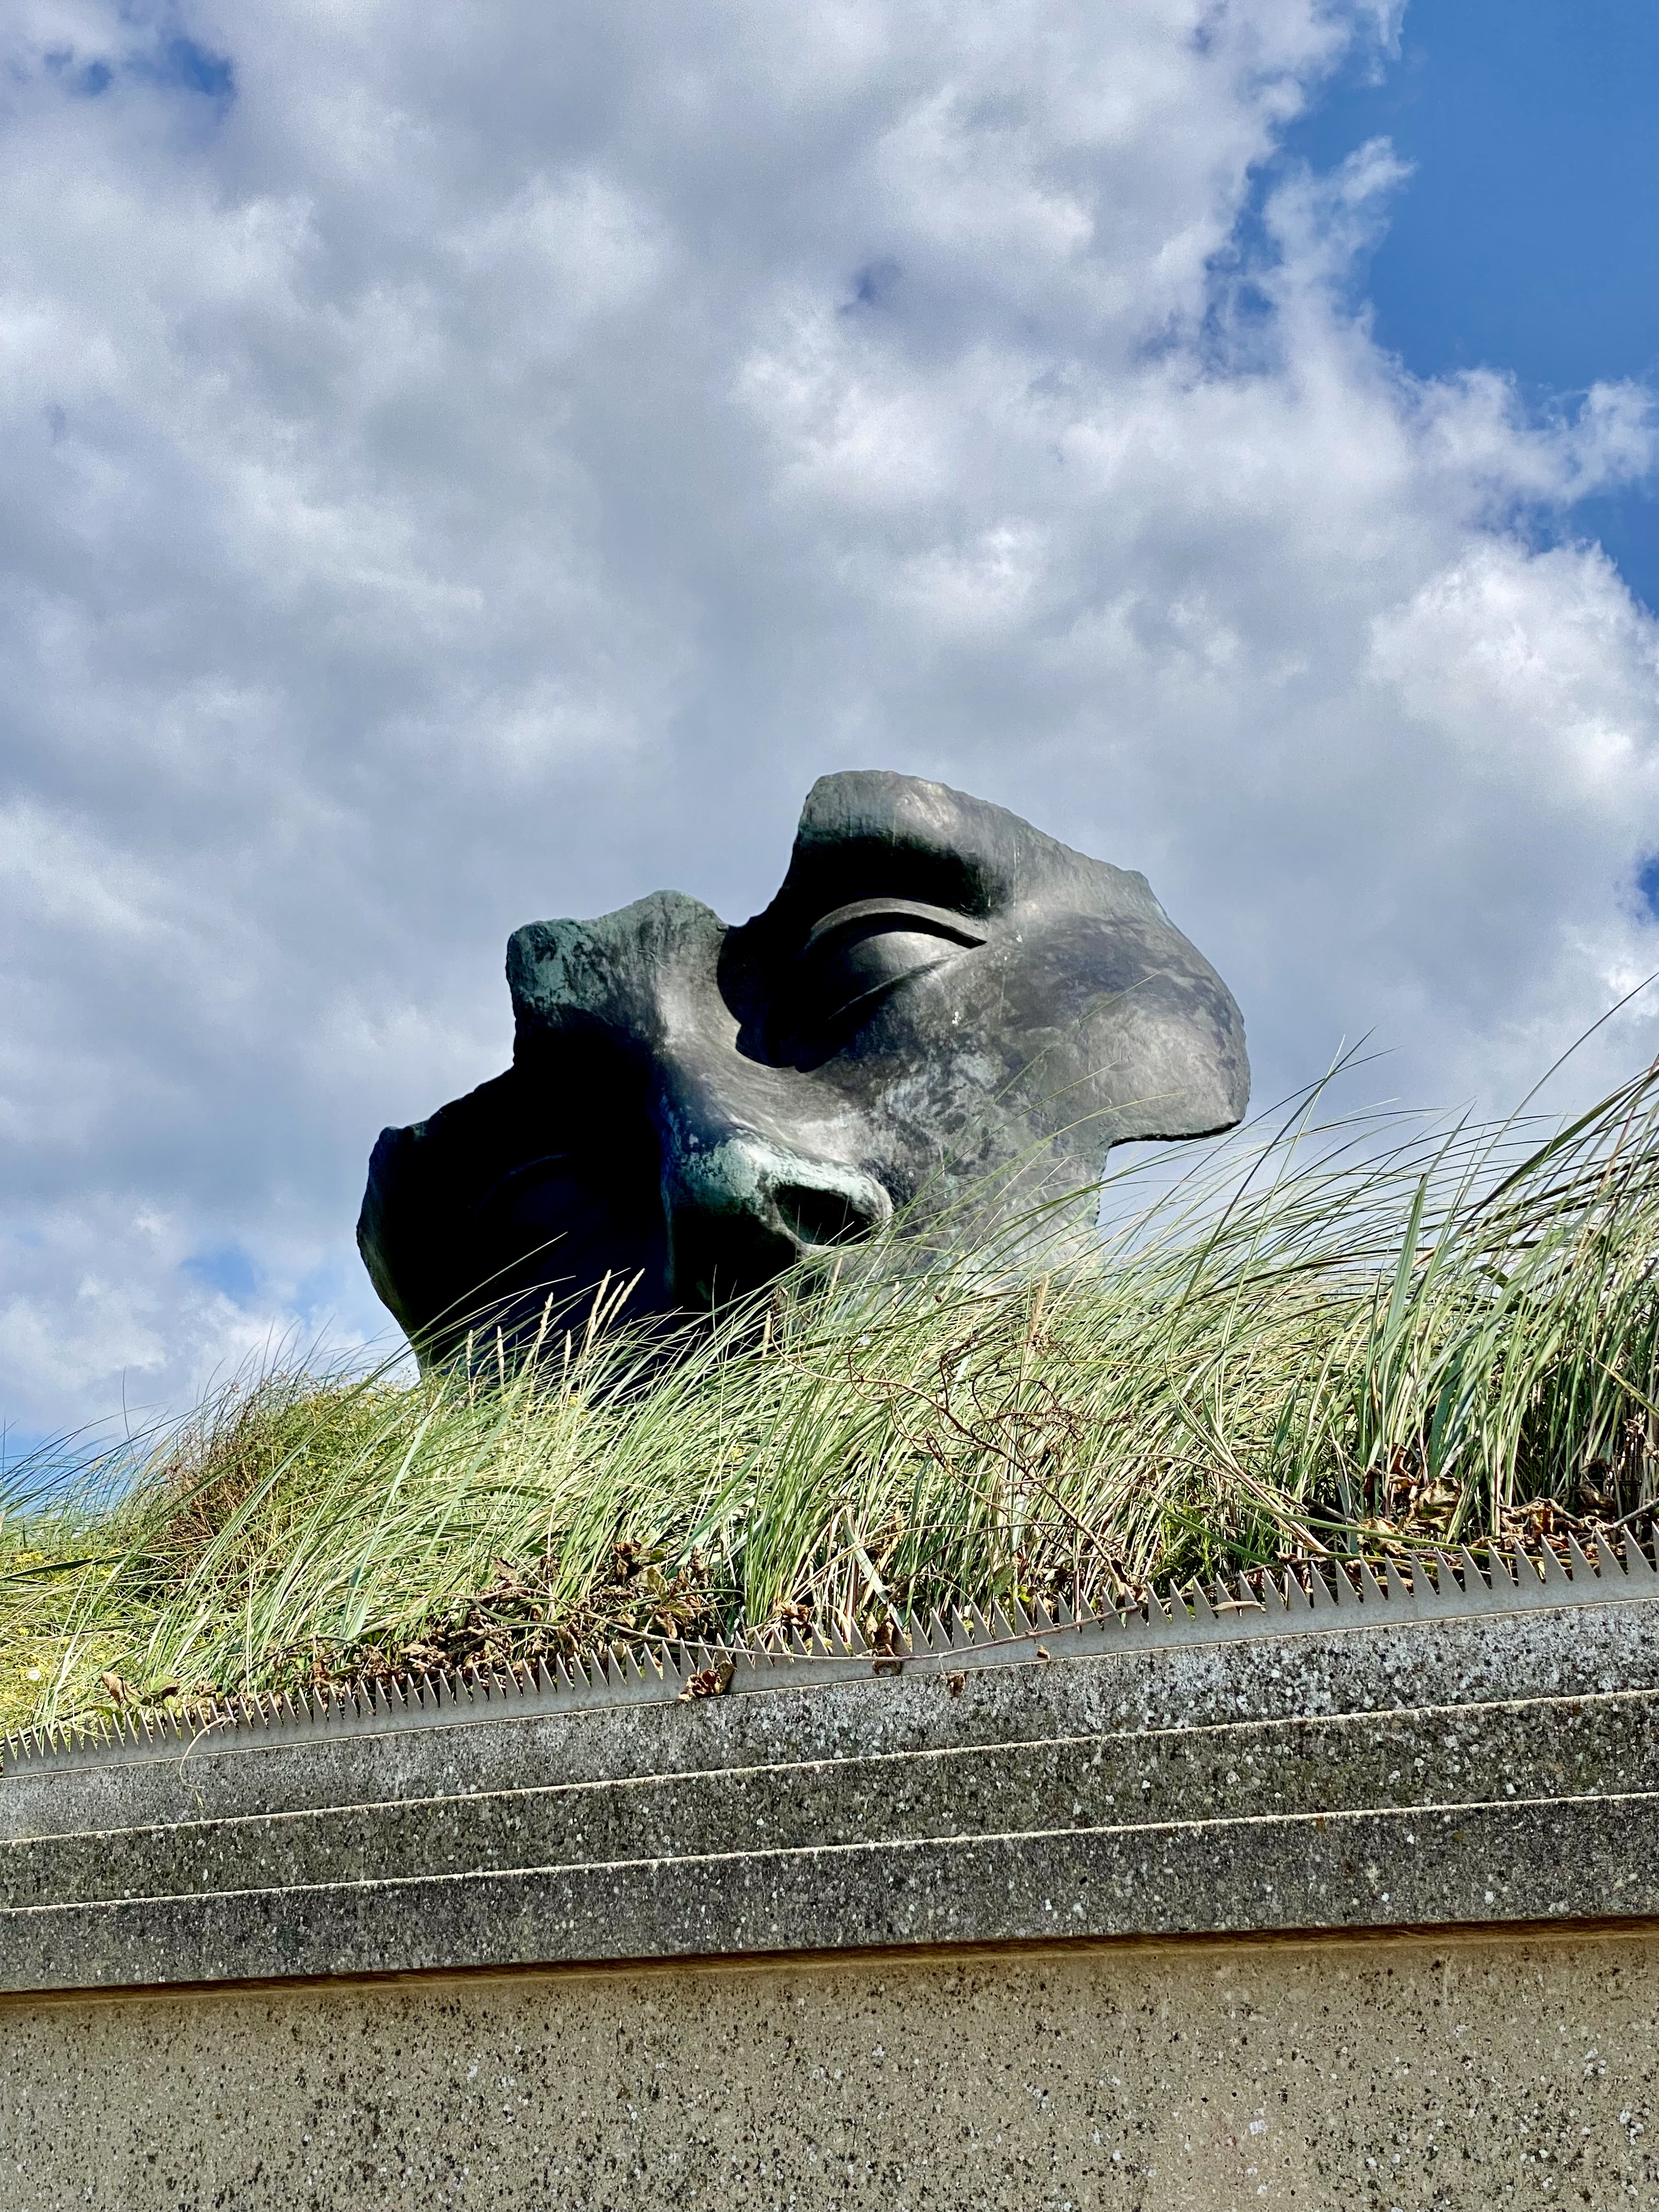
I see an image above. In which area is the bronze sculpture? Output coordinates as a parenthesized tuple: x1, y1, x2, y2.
(359, 771, 1249, 1359)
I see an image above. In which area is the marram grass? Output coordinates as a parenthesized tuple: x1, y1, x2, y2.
(7, 1060, 1659, 1738)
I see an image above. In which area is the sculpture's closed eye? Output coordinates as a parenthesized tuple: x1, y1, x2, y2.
(787, 898, 988, 1054)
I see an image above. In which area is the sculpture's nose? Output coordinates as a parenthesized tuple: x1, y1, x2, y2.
(504, 894, 894, 1315)
(662, 1118, 892, 1308)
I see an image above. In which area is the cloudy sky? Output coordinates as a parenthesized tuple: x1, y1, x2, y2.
(3, 0, 1657, 1448)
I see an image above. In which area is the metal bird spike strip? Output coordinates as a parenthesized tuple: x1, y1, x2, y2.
(7, 1531, 1659, 1775)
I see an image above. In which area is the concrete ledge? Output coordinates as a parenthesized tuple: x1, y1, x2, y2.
(5, 1596, 1659, 1992)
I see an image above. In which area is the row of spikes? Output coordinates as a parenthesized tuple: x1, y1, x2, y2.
(0, 1621, 881, 1766)
(791, 1526, 1659, 1656)
(5, 1528, 1655, 1769)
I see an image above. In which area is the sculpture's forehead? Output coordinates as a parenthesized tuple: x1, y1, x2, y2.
(776, 769, 1162, 928)
(508, 770, 1167, 1037)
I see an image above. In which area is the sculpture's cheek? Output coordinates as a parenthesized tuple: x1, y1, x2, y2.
(808, 944, 1046, 1105)
(786, 913, 1248, 1202)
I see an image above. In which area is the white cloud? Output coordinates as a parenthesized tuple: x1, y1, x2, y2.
(1, 0, 1655, 1435)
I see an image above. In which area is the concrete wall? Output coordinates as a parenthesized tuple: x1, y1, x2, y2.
(7, 1929, 1659, 2208)
(8, 1590, 1659, 2208)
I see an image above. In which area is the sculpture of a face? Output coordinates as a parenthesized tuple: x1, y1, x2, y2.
(359, 771, 1249, 1360)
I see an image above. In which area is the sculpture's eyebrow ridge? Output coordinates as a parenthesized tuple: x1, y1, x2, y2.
(782, 787, 1022, 934)
(786, 838, 999, 929)
(714, 775, 1015, 1043)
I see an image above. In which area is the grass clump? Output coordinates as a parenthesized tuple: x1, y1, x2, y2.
(7, 1059, 1659, 1739)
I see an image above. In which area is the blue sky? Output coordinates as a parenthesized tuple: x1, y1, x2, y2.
(2, 0, 1657, 1448)
(1289, 0, 1659, 608)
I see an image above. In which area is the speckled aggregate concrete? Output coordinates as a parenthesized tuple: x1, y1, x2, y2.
(4, 1928, 1657, 2210)
(9, 1598, 1659, 2205)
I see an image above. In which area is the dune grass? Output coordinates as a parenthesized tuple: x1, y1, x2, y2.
(7, 1056, 1659, 1740)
